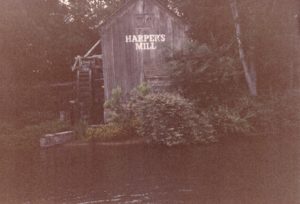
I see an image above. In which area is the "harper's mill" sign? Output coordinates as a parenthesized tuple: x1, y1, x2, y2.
(125, 34, 166, 50)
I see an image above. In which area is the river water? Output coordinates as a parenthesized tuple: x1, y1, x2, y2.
(0, 135, 299, 204)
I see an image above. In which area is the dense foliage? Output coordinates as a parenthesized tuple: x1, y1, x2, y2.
(85, 121, 137, 142)
(85, 86, 139, 142)
(206, 97, 256, 136)
(133, 92, 216, 146)
(168, 42, 244, 106)
(1, 0, 299, 119)
(92, 85, 217, 146)
(167, 0, 300, 93)
(253, 92, 300, 133)
(0, 0, 299, 147)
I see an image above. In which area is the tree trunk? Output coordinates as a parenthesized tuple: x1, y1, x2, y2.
(230, 0, 257, 96)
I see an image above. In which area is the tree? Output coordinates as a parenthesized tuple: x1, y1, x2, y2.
(230, 0, 257, 96)
(238, 0, 300, 93)
(166, 0, 300, 94)
(0, 0, 93, 118)
(0, 0, 68, 83)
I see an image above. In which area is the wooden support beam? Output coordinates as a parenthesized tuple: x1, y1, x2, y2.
(84, 40, 101, 57)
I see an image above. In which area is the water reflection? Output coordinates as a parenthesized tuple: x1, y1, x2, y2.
(0, 137, 299, 204)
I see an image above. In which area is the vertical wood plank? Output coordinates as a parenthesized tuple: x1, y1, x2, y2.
(101, 0, 188, 99)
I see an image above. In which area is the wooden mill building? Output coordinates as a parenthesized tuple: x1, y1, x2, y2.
(101, 0, 188, 99)
(72, 0, 188, 123)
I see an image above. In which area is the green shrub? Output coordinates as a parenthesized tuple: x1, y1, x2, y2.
(104, 86, 133, 123)
(252, 91, 300, 133)
(92, 86, 139, 143)
(133, 93, 216, 146)
(85, 120, 137, 142)
(104, 87, 122, 111)
(131, 82, 151, 98)
(168, 42, 245, 107)
(204, 92, 300, 137)
(207, 103, 255, 137)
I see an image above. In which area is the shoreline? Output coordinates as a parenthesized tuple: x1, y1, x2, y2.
(64, 131, 299, 148)
(65, 138, 146, 147)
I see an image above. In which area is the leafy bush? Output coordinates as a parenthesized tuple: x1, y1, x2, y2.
(252, 91, 300, 133)
(168, 42, 245, 106)
(104, 86, 132, 123)
(95, 85, 143, 142)
(133, 92, 216, 146)
(104, 83, 151, 123)
(207, 103, 255, 137)
(205, 92, 300, 137)
(85, 120, 137, 142)
(131, 82, 151, 98)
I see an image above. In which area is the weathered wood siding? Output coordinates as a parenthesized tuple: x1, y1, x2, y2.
(101, 0, 188, 100)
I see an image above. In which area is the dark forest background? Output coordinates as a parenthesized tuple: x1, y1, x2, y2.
(0, 0, 299, 121)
